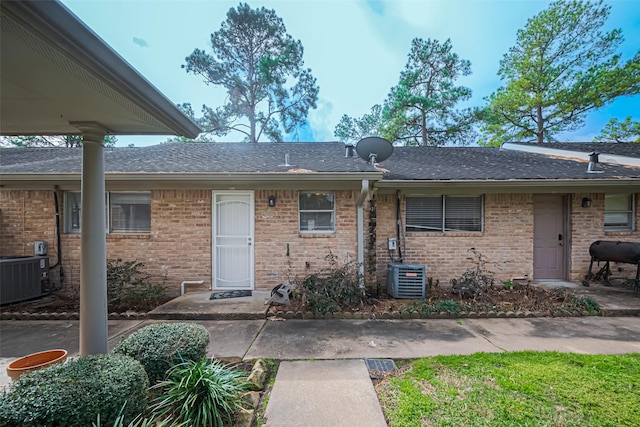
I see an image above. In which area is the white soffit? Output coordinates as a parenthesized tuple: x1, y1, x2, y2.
(0, 1, 200, 138)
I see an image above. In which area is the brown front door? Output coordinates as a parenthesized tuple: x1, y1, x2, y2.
(533, 195, 566, 279)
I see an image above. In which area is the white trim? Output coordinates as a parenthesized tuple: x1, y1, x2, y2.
(211, 190, 255, 291)
(501, 142, 640, 167)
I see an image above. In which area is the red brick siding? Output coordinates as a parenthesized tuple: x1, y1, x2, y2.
(254, 189, 358, 288)
(376, 193, 534, 286)
(4, 188, 637, 297)
(570, 192, 640, 282)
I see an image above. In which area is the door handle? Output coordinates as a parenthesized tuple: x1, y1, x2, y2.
(558, 234, 563, 246)
(247, 237, 252, 246)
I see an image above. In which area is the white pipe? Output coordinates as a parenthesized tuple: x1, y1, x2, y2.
(181, 280, 204, 295)
(357, 179, 369, 287)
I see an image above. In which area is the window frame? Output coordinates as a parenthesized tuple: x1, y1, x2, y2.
(604, 193, 635, 232)
(108, 191, 152, 233)
(298, 191, 336, 233)
(405, 194, 484, 233)
(63, 191, 151, 234)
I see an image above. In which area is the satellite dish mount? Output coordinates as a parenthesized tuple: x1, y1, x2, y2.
(355, 137, 393, 164)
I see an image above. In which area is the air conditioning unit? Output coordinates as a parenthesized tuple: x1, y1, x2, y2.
(0, 256, 48, 305)
(387, 263, 426, 299)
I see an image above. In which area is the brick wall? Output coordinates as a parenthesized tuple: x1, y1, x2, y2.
(4, 188, 636, 298)
(570, 192, 640, 282)
(1, 188, 360, 296)
(376, 193, 534, 287)
(254, 189, 359, 288)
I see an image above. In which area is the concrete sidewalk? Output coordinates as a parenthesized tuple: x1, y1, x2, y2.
(264, 360, 387, 427)
(2, 316, 640, 425)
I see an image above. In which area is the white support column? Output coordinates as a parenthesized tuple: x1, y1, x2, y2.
(74, 122, 108, 355)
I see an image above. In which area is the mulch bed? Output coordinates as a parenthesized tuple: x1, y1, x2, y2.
(267, 283, 599, 319)
(2, 283, 602, 320)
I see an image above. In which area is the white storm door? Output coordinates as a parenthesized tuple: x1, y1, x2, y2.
(213, 191, 254, 290)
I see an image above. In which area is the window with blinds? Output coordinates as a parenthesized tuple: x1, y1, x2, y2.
(299, 192, 335, 232)
(64, 191, 151, 233)
(605, 194, 635, 231)
(406, 195, 483, 232)
(110, 192, 151, 232)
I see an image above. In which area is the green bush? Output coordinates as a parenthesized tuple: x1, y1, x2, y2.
(297, 252, 366, 314)
(151, 358, 249, 427)
(107, 258, 167, 312)
(113, 322, 210, 382)
(0, 355, 148, 427)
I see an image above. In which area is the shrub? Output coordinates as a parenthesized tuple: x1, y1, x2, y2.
(113, 322, 210, 382)
(107, 258, 166, 312)
(0, 355, 148, 427)
(296, 252, 366, 314)
(450, 248, 496, 298)
(150, 358, 249, 427)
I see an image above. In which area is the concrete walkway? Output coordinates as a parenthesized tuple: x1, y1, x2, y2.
(264, 360, 387, 427)
(2, 316, 640, 425)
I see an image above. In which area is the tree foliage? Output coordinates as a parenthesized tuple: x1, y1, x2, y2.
(182, 3, 319, 142)
(595, 116, 640, 143)
(480, 0, 640, 146)
(334, 38, 476, 146)
(383, 38, 477, 146)
(334, 104, 384, 142)
(0, 135, 117, 148)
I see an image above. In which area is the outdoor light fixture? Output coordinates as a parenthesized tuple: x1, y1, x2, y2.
(268, 195, 276, 207)
(582, 197, 592, 208)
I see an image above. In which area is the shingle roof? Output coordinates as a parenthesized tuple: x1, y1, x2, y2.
(1, 142, 639, 181)
(379, 146, 640, 180)
(0, 142, 377, 174)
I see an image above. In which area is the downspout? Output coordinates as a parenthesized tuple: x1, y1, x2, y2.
(357, 179, 369, 288)
(51, 186, 64, 291)
(396, 190, 404, 263)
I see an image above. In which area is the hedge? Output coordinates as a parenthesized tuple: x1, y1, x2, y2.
(0, 354, 148, 427)
(113, 322, 209, 382)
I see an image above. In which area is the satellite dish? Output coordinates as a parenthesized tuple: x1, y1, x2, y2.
(355, 137, 394, 164)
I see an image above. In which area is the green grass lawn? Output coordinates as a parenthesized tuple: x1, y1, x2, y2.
(378, 352, 640, 427)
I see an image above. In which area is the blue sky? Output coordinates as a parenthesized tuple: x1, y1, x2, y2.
(62, 0, 639, 146)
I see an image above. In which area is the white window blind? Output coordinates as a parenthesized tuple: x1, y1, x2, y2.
(407, 195, 483, 232)
(64, 191, 151, 234)
(110, 192, 151, 232)
(299, 192, 335, 232)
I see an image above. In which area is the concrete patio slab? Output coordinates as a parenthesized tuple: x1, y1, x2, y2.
(148, 290, 270, 320)
(0, 320, 144, 358)
(0, 320, 144, 389)
(263, 360, 387, 427)
(464, 317, 640, 354)
(244, 319, 498, 360)
(535, 280, 640, 316)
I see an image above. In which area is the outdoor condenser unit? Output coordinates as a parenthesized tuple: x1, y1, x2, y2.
(387, 263, 426, 299)
(0, 256, 49, 305)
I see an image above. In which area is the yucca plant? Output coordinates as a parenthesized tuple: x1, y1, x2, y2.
(150, 358, 249, 427)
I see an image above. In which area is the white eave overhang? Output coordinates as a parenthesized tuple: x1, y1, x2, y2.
(501, 143, 640, 167)
(0, 0, 201, 138)
(0, 172, 383, 190)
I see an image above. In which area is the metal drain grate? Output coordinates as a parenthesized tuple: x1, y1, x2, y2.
(365, 358, 396, 373)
